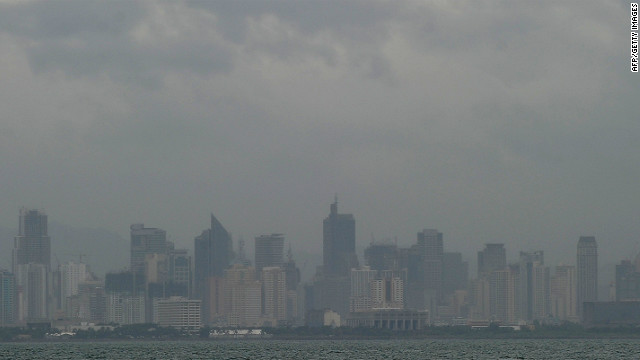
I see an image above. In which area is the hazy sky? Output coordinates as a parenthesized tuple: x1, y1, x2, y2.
(0, 1, 637, 272)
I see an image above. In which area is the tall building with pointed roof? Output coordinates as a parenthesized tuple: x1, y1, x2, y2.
(194, 213, 232, 324)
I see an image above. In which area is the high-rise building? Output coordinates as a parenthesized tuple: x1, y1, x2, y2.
(314, 197, 358, 319)
(577, 236, 598, 318)
(350, 266, 377, 312)
(551, 265, 577, 321)
(477, 244, 506, 278)
(13, 209, 51, 272)
(517, 251, 544, 321)
(130, 224, 167, 277)
(532, 264, 550, 320)
(489, 267, 516, 324)
(262, 266, 287, 324)
(615, 259, 640, 301)
(224, 265, 262, 327)
(323, 197, 358, 277)
(364, 242, 398, 272)
(16, 263, 49, 322)
(59, 261, 89, 313)
(417, 229, 443, 318)
(254, 234, 285, 274)
(194, 214, 232, 323)
(167, 247, 191, 298)
(0, 270, 16, 325)
(442, 252, 468, 298)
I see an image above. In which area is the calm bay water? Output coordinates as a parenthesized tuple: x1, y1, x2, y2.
(1, 339, 639, 359)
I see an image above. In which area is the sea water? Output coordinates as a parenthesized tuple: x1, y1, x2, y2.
(1, 339, 639, 359)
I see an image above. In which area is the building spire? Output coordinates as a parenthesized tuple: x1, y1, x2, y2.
(287, 243, 293, 263)
(331, 194, 338, 215)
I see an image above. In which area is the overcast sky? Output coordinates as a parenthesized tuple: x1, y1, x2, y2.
(0, 0, 637, 273)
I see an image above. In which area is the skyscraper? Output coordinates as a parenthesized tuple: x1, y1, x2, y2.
(551, 265, 577, 321)
(17, 263, 49, 322)
(130, 224, 167, 276)
(442, 252, 468, 297)
(417, 229, 443, 316)
(262, 266, 287, 324)
(13, 209, 51, 272)
(254, 234, 285, 274)
(518, 251, 545, 321)
(323, 197, 358, 276)
(577, 236, 598, 318)
(59, 261, 89, 313)
(477, 243, 506, 278)
(194, 214, 232, 323)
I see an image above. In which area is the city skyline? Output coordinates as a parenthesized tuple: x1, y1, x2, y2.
(0, 204, 626, 328)
(0, 203, 624, 283)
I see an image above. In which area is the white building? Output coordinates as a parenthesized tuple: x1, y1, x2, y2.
(350, 266, 377, 312)
(60, 261, 88, 312)
(153, 296, 201, 331)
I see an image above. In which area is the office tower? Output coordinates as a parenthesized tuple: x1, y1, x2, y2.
(323, 197, 358, 276)
(518, 251, 545, 321)
(577, 236, 598, 318)
(615, 259, 640, 301)
(312, 275, 351, 318)
(469, 277, 490, 320)
(0, 270, 16, 325)
(59, 261, 89, 313)
(283, 246, 300, 292)
(477, 244, 507, 278)
(167, 248, 191, 298)
(262, 266, 287, 324)
(551, 265, 577, 321)
(417, 229, 443, 293)
(531, 264, 550, 320)
(417, 229, 443, 318)
(13, 209, 51, 272)
(442, 252, 469, 298)
(283, 247, 301, 323)
(490, 267, 516, 324)
(254, 234, 285, 273)
(130, 224, 167, 278)
(235, 238, 251, 266)
(105, 271, 135, 294)
(16, 263, 49, 322)
(194, 214, 232, 323)
(224, 265, 262, 327)
(314, 197, 357, 319)
(364, 242, 399, 272)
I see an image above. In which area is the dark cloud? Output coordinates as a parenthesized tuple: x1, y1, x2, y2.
(0, 0, 636, 278)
